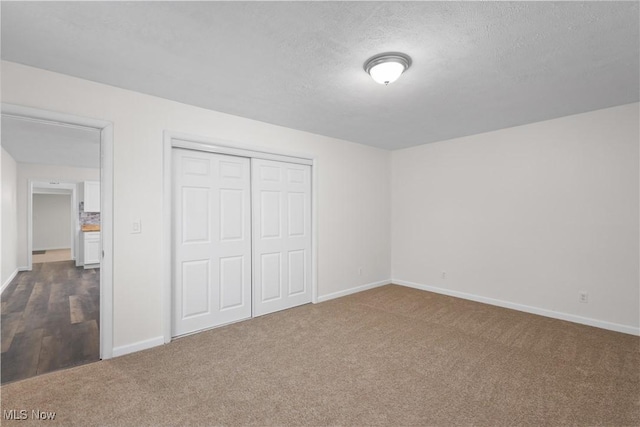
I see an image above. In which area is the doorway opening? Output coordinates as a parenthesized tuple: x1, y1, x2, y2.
(0, 104, 113, 383)
(30, 182, 77, 265)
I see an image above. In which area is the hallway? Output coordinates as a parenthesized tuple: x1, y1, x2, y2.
(1, 261, 99, 383)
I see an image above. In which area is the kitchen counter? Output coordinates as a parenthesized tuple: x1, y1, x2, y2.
(81, 224, 100, 232)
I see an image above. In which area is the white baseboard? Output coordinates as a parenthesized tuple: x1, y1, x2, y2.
(33, 246, 72, 252)
(1, 268, 19, 294)
(393, 279, 640, 336)
(112, 336, 164, 358)
(317, 279, 391, 303)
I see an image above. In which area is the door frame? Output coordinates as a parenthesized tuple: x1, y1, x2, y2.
(28, 181, 78, 268)
(2, 103, 115, 360)
(162, 131, 318, 343)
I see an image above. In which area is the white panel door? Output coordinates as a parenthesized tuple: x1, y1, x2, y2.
(252, 159, 312, 316)
(172, 149, 251, 337)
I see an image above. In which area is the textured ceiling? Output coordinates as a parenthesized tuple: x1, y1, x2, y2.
(1, 116, 101, 168)
(1, 2, 638, 150)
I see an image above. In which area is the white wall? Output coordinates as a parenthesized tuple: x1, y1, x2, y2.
(2, 61, 392, 351)
(1, 147, 19, 290)
(392, 103, 639, 333)
(32, 193, 71, 250)
(1, 149, 2, 287)
(16, 162, 99, 268)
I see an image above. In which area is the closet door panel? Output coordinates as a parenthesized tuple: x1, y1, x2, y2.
(252, 159, 312, 316)
(173, 149, 251, 337)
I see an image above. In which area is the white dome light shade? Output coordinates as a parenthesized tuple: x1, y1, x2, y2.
(364, 53, 412, 85)
(369, 61, 406, 85)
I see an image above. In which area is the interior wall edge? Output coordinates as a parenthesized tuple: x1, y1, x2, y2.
(393, 279, 640, 336)
(1, 146, 19, 288)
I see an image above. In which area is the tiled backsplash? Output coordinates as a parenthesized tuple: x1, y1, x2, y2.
(79, 202, 100, 225)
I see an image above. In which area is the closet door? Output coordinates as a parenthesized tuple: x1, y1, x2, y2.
(172, 149, 251, 337)
(252, 159, 312, 316)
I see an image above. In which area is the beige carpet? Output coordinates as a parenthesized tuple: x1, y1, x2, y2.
(1, 284, 638, 426)
(32, 249, 72, 264)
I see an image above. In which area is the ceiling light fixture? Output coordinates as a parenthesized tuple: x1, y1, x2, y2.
(364, 52, 412, 85)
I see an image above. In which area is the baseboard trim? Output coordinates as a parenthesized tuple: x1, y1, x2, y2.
(33, 246, 72, 252)
(317, 279, 391, 303)
(1, 268, 19, 294)
(393, 279, 640, 336)
(112, 336, 164, 358)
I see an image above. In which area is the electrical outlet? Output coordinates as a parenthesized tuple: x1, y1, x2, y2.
(579, 291, 588, 303)
(132, 219, 142, 234)
(441, 271, 447, 279)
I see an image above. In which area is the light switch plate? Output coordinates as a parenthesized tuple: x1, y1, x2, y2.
(132, 219, 142, 234)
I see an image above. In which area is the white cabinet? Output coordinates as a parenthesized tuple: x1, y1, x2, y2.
(84, 181, 101, 212)
(84, 232, 101, 267)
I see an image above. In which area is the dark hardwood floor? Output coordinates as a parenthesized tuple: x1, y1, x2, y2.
(1, 261, 99, 384)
